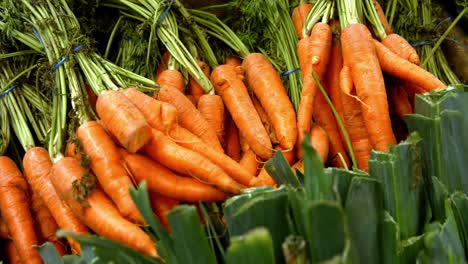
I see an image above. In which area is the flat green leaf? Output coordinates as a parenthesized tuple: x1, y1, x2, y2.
(303, 201, 347, 263)
(287, 187, 308, 237)
(381, 212, 399, 264)
(56, 230, 163, 264)
(37, 242, 65, 264)
(265, 151, 300, 187)
(226, 227, 276, 264)
(449, 192, 468, 257)
(167, 205, 217, 264)
(430, 177, 450, 222)
(327, 168, 367, 207)
(345, 177, 383, 263)
(399, 234, 425, 263)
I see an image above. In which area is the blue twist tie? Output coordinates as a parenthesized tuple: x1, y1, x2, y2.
(32, 27, 45, 49)
(411, 40, 432, 47)
(73, 45, 84, 52)
(0, 84, 19, 99)
(436, 16, 453, 28)
(156, 0, 175, 29)
(50, 45, 84, 73)
(282, 67, 301, 76)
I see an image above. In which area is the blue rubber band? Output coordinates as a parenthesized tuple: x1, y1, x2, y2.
(50, 45, 84, 73)
(445, 37, 468, 49)
(32, 27, 45, 49)
(0, 84, 19, 99)
(156, 0, 175, 29)
(411, 40, 432, 47)
(282, 67, 300, 76)
(73, 45, 84, 52)
(435, 16, 453, 28)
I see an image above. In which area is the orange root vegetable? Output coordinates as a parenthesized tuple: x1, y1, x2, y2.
(23, 147, 88, 254)
(121, 87, 178, 133)
(243, 53, 297, 151)
(224, 56, 242, 67)
(155, 51, 171, 79)
(224, 114, 241, 161)
(211, 64, 273, 160)
(121, 150, 227, 202)
(156, 85, 224, 153)
(157, 69, 186, 93)
(341, 24, 396, 152)
(189, 61, 211, 104)
(30, 191, 66, 255)
(239, 148, 260, 176)
(373, 0, 392, 35)
(50, 157, 157, 257)
(339, 67, 372, 171)
(382, 34, 420, 65)
(296, 23, 333, 153)
(197, 94, 226, 147)
(0, 217, 9, 238)
(391, 85, 413, 121)
(309, 124, 330, 163)
(77, 121, 144, 223)
(251, 146, 296, 187)
(0, 156, 42, 264)
(6, 241, 22, 264)
(292, 159, 305, 174)
(292, 3, 313, 39)
(251, 96, 279, 145)
(373, 39, 446, 91)
(96, 90, 152, 153)
(149, 192, 179, 233)
(326, 27, 345, 126)
(145, 129, 242, 194)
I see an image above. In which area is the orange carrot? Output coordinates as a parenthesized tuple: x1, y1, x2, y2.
(308, 124, 330, 163)
(339, 66, 372, 171)
(224, 114, 241, 161)
(30, 191, 67, 256)
(77, 121, 144, 223)
(122, 150, 227, 202)
(225, 56, 242, 67)
(23, 147, 88, 254)
(6, 241, 22, 264)
(373, 40, 446, 91)
(186, 95, 198, 106)
(96, 90, 152, 153)
(121, 87, 178, 133)
(341, 24, 396, 152)
(372, 0, 392, 35)
(292, 159, 305, 174)
(326, 23, 345, 126)
(252, 147, 297, 187)
(243, 53, 297, 151)
(0, 217, 9, 238)
(149, 192, 179, 233)
(291, 3, 313, 39)
(0, 156, 42, 264)
(211, 64, 273, 160)
(155, 51, 171, 79)
(391, 84, 413, 121)
(296, 23, 332, 154)
(251, 95, 279, 145)
(382, 34, 420, 65)
(145, 129, 242, 194)
(49, 157, 157, 257)
(197, 94, 226, 147)
(157, 69, 186, 93)
(189, 61, 211, 104)
(239, 136, 260, 176)
(156, 85, 225, 153)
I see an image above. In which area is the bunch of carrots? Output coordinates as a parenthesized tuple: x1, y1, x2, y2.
(0, 0, 454, 262)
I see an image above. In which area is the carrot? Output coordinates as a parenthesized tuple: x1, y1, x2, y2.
(189, 61, 211, 104)
(145, 129, 242, 194)
(313, 80, 350, 168)
(391, 84, 413, 122)
(121, 150, 227, 202)
(156, 69, 186, 93)
(121, 87, 178, 133)
(339, 66, 372, 171)
(76, 121, 144, 223)
(242, 53, 297, 151)
(6, 241, 22, 264)
(224, 114, 241, 161)
(211, 64, 273, 160)
(197, 94, 226, 147)
(149, 192, 179, 233)
(373, 40, 446, 91)
(225, 55, 242, 67)
(96, 90, 152, 153)
(0, 156, 42, 264)
(326, 23, 345, 126)
(296, 23, 332, 154)
(239, 136, 260, 176)
(341, 24, 396, 152)
(381, 34, 420, 65)
(123, 89, 255, 186)
(292, 159, 305, 174)
(372, 0, 392, 35)
(308, 124, 329, 163)
(65, 140, 80, 160)
(291, 3, 313, 39)
(0, 217, 9, 238)
(23, 147, 88, 254)
(251, 95, 279, 145)
(49, 157, 157, 257)
(155, 51, 171, 79)
(30, 191, 66, 256)
(156, 85, 225, 153)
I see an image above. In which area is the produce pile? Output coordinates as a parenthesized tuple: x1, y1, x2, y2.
(0, 0, 467, 263)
